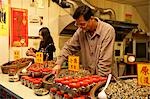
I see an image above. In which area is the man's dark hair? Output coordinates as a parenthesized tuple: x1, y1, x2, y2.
(73, 5, 94, 21)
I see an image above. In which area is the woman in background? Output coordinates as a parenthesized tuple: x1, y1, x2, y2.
(26, 27, 56, 61)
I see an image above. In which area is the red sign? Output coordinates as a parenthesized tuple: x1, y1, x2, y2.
(0, 0, 2, 8)
(11, 8, 28, 47)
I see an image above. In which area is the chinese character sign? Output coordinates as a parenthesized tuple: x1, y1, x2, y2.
(35, 52, 43, 63)
(137, 63, 150, 86)
(11, 8, 28, 47)
(0, 1, 9, 36)
(68, 56, 79, 71)
(14, 50, 20, 60)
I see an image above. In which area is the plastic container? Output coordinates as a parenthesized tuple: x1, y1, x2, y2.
(41, 68, 52, 77)
(31, 80, 42, 89)
(55, 90, 64, 99)
(49, 87, 58, 99)
(23, 76, 30, 86)
(68, 82, 81, 97)
(79, 81, 90, 93)
(20, 76, 27, 85)
(31, 69, 42, 78)
(27, 78, 35, 88)
(63, 94, 71, 99)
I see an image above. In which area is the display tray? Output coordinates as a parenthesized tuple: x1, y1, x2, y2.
(1, 58, 34, 74)
(17, 60, 56, 79)
(90, 75, 150, 99)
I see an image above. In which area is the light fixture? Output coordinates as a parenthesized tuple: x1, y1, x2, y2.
(124, 53, 136, 63)
(127, 55, 136, 63)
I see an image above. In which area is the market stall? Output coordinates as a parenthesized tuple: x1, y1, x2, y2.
(0, 58, 107, 99)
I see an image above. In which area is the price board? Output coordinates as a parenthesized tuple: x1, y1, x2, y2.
(68, 56, 79, 71)
(137, 63, 150, 86)
(14, 50, 20, 60)
(35, 52, 43, 63)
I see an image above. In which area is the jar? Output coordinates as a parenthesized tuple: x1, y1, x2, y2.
(55, 90, 64, 99)
(24, 76, 30, 86)
(20, 76, 27, 85)
(27, 78, 35, 88)
(31, 80, 42, 89)
(41, 68, 52, 77)
(79, 81, 89, 93)
(8, 68, 16, 76)
(60, 80, 71, 91)
(27, 68, 34, 76)
(49, 87, 58, 99)
(84, 79, 93, 88)
(68, 82, 81, 97)
(54, 78, 64, 89)
(63, 94, 71, 99)
(35, 78, 42, 82)
(31, 68, 42, 78)
(73, 96, 86, 99)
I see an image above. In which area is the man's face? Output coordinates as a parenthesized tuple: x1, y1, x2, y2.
(75, 16, 90, 32)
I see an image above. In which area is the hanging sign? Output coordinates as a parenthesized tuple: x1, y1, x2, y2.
(0, 3, 9, 36)
(68, 55, 79, 71)
(35, 52, 43, 63)
(11, 8, 28, 47)
(14, 50, 20, 60)
(137, 63, 150, 86)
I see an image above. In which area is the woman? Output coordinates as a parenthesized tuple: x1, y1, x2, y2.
(26, 27, 56, 61)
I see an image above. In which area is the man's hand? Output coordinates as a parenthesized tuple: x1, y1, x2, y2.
(52, 64, 61, 77)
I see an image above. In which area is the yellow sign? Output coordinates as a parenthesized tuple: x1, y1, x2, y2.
(35, 52, 43, 63)
(137, 63, 150, 86)
(0, 5, 9, 36)
(14, 50, 20, 60)
(68, 56, 79, 71)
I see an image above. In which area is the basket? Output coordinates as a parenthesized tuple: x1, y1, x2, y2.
(42, 73, 55, 90)
(89, 75, 137, 98)
(89, 80, 106, 99)
(1, 58, 34, 74)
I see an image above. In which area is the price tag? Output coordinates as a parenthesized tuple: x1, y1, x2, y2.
(14, 50, 20, 60)
(35, 52, 43, 63)
(137, 63, 150, 86)
(68, 56, 79, 71)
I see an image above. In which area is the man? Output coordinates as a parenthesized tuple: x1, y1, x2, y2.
(53, 5, 115, 76)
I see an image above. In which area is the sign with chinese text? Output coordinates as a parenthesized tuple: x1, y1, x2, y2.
(11, 8, 28, 47)
(14, 50, 20, 60)
(137, 63, 150, 86)
(0, 1, 9, 36)
(35, 52, 43, 63)
(68, 56, 79, 71)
